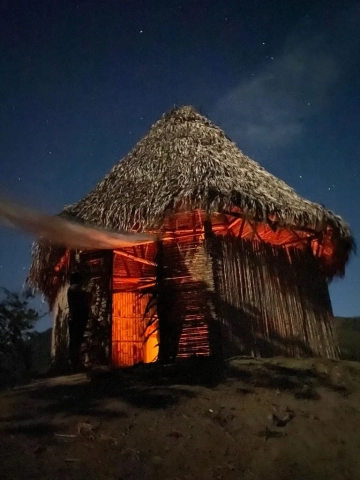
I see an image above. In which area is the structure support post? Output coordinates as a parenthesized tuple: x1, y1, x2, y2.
(154, 239, 174, 363)
(203, 216, 223, 359)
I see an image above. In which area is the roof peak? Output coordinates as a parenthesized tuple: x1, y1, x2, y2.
(157, 104, 213, 126)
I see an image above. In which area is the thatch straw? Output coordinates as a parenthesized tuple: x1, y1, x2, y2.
(28, 105, 355, 296)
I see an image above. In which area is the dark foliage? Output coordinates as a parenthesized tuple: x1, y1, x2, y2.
(0, 288, 41, 385)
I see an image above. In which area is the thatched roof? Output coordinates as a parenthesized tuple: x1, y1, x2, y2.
(28, 105, 354, 296)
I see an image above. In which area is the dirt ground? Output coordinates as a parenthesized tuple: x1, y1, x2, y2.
(1, 357, 360, 480)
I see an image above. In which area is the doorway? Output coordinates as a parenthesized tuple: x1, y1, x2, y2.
(111, 291, 158, 366)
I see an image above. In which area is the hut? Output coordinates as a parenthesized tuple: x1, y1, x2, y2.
(28, 106, 355, 368)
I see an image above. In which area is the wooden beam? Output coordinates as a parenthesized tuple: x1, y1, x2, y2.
(197, 209, 203, 228)
(222, 209, 258, 222)
(162, 224, 225, 235)
(288, 228, 302, 242)
(238, 217, 246, 238)
(192, 210, 197, 242)
(112, 276, 155, 283)
(139, 244, 146, 276)
(222, 209, 322, 237)
(248, 220, 263, 242)
(114, 249, 156, 267)
(280, 236, 315, 248)
(227, 217, 242, 231)
(54, 251, 69, 272)
(250, 222, 257, 241)
(132, 246, 143, 275)
(121, 256, 132, 277)
(136, 281, 156, 290)
(161, 224, 224, 242)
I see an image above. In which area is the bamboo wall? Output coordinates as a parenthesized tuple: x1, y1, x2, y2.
(52, 250, 112, 369)
(157, 237, 215, 360)
(51, 281, 71, 369)
(211, 236, 339, 359)
(79, 251, 112, 366)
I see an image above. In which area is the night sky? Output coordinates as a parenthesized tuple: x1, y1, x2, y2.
(0, 0, 359, 331)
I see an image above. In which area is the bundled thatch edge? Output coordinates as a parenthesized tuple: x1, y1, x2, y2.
(27, 200, 355, 306)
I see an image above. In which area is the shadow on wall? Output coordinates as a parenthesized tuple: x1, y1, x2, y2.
(162, 234, 334, 361)
(133, 234, 337, 363)
(154, 236, 321, 364)
(213, 296, 316, 359)
(162, 280, 319, 360)
(52, 305, 70, 372)
(83, 267, 112, 368)
(51, 254, 112, 372)
(209, 236, 337, 359)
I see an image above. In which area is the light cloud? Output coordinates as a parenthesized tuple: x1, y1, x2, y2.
(212, 6, 360, 153)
